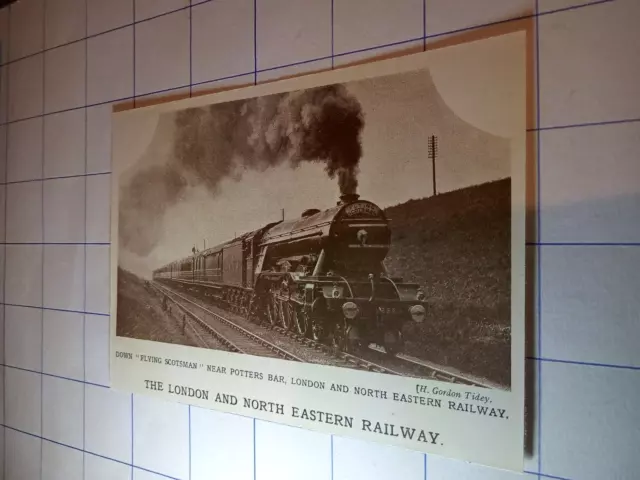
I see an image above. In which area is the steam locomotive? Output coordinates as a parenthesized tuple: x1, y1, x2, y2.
(152, 193, 427, 355)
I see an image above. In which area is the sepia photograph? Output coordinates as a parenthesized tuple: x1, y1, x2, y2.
(110, 30, 528, 470)
(114, 45, 516, 391)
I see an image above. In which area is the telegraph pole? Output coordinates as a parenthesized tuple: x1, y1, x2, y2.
(428, 134, 438, 196)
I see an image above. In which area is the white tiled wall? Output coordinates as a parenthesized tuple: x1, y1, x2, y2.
(0, 0, 639, 479)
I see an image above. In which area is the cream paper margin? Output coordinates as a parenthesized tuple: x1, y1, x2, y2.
(109, 30, 527, 472)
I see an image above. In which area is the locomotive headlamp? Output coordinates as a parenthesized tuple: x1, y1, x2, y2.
(409, 305, 426, 323)
(416, 289, 426, 301)
(342, 301, 359, 319)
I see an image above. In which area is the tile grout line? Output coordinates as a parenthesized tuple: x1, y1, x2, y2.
(83, 0, 88, 477)
(189, 0, 193, 99)
(2, 3, 10, 477)
(1, 48, 638, 134)
(0, 0, 632, 477)
(424, 452, 427, 480)
(2, 171, 111, 186)
(131, 393, 134, 480)
(528, 356, 640, 371)
(2, 362, 108, 387)
(0, 1, 206, 69)
(253, 0, 257, 85)
(0, 242, 110, 245)
(3, 423, 183, 480)
(0, 302, 109, 317)
(330, 435, 333, 480)
(535, 116, 640, 131)
(422, 0, 426, 51)
(535, 1, 542, 477)
(0, 420, 565, 480)
(3, 106, 640, 138)
(132, 0, 136, 107)
(0, 0, 617, 70)
(529, 242, 640, 246)
(330, 0, 334, 69)
(524, 471, 572, 480)
(40, 2, 46, 478)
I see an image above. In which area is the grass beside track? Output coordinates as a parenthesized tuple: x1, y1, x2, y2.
(383, 178, 511, 387)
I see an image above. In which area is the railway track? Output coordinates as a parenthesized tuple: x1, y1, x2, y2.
(171, 301, 219, 350)
(396, 354, 503, 389)
(148, 282, 240, 352)
(156, 280, 504, 387)
(269, 323, 502, 389)
(262, 305, 503, 388)
(266, 324, 406, 376)
(152, 282, 304, 362)
(367, 344, 502, 389)
(263, 316, 506, 388)
(158, 282, 408, 377)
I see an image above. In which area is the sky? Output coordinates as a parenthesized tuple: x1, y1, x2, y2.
(115, 62, 513, 278)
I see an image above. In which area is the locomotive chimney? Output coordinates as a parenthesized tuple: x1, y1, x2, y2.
(338, 193, 360, 205)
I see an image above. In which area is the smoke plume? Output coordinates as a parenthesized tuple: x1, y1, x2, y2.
(119, 84, 364, 257)
(248, 85, 364, 194)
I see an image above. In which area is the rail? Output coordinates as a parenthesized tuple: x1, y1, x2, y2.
(149, 282, 243, 353)
(268, 324, 406, 377)
(396, 353, 505, 390)
(153, 282, 304, 363)
(155, 279, 503, 386)
(367, 343, 503, 389)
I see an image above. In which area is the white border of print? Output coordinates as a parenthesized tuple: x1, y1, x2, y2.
(110, 30, 527, 472)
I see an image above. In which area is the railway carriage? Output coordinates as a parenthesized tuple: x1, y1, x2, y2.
(152, 194, 427, 355)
